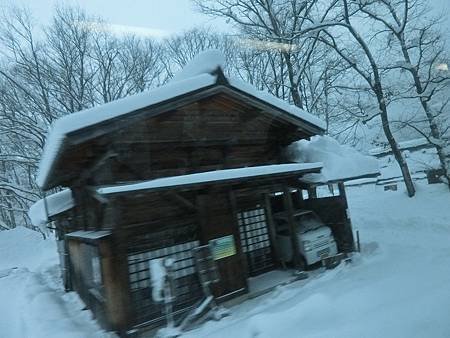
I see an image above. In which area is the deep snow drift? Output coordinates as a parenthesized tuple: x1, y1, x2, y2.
(0, 227, 112, 338)
(1, 183, 450, 338)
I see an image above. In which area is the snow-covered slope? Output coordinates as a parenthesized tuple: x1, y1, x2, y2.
(378, 147, 440, 182)
(0, 227, 112, 338)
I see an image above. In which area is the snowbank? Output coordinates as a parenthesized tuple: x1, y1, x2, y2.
(287, 135, 380, 183)
(0, 227, 109, 338)
(28, 189, 74, 228)
(0, 226, 57, 271)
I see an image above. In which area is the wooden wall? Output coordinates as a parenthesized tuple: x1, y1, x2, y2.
(56, 93, 298, 187)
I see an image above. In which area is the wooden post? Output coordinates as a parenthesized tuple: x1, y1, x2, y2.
(264, 193, 280, 267)
(228, 189, 250, 287)
(282, 186, 302, 269)
(307, 186, 317, 199)
(356, 230, 361, 252)
(337, 182, 348, 208)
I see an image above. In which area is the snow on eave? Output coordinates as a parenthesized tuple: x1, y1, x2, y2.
(65, 230, 111, 241)
(36, 73, 217, 189)
(227, 78, 326, 132)
(97, 163, 323, 195)
(28, 189, 74, 227)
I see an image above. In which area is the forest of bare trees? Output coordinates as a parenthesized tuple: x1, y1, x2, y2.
(0, 0, 449, 229)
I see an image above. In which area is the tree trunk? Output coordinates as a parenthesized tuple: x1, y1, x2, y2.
(282, 52, 303, 109)
(398, 39, 450, 188)
(379, 98, 416, 197)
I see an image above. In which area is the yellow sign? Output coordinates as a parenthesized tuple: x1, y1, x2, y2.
(209, 235, 236, 260)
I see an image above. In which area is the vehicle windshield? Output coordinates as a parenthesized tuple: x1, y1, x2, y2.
(295, 213, 324, 234)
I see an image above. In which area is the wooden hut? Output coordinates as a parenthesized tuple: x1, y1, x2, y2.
(34, 53, 358, 336)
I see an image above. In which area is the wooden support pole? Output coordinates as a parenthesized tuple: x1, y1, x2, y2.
(337, 182, 348, 208)
(282, 186, 302, 269)
(228, 189, 250, 290)
(307, 186, 317, 199)
(264, 193, 280, 267)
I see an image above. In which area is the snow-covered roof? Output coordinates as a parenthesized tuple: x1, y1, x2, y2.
(287, 136, 380, 184)
(28, 189, 74, 227)
(97, 163, 323, 195)
(37, 50, 325, 190)
(36, 73, 216, 189)
(369, 138, 432, 156)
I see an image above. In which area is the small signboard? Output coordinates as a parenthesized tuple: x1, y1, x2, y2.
(209, 235, 236, 260)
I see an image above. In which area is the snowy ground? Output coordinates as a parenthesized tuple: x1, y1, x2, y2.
(1, 182, 450, 338)
(184, 182, 450, 338)
(0, 228, 112, 338)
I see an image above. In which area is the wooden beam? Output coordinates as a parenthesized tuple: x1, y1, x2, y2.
(163, 191, 197, 212)
(282, 187, 302, 269)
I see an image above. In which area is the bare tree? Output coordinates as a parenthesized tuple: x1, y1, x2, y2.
(194, 0, 339, 109)
(163, 27, 235, 80)
(296, 0, 417, 196)
(0, 5, 167, 229)
(356, 0, 450, 187)
(92, 32, 165, 102)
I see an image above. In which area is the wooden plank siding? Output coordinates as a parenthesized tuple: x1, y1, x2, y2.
(55, 93, 297, 187)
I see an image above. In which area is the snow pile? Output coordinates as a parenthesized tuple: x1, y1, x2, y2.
(171, 49, 225, 83)
(287, 135, 380, 183)
(28, 189, 74, 229)
(0, 227, 110, 338)
(183, 182, 450, 338)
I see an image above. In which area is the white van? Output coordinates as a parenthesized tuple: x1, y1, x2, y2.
(274, 210, 338, 268)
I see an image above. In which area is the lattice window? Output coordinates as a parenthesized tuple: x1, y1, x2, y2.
(127, 240, 203, 325)
(237, 207, 274, 276)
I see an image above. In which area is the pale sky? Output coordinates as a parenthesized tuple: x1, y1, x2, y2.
(6, 0, 450, 39)
(9, 0, 230, 38)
